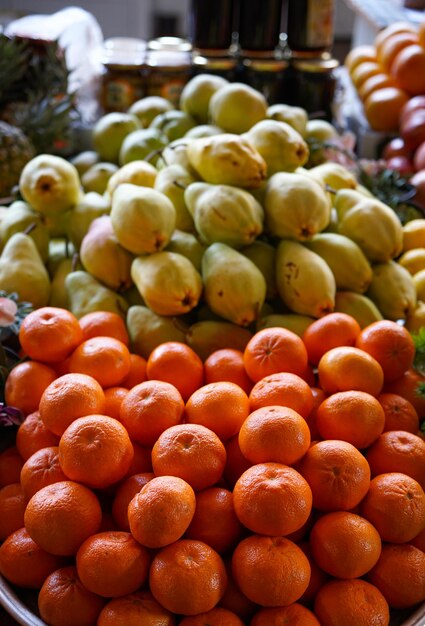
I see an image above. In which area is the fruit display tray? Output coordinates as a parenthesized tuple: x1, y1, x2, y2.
(1, 574, 425, 625)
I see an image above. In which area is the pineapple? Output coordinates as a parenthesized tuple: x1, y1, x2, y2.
(0, 34, 76, 199)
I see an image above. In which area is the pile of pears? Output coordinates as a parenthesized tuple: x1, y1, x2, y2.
(0, 74, 423, 359)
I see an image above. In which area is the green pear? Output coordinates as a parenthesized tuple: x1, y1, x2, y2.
(156, 139, 196, 174)
(154, 164, 196, 232)
(127, 305, 187, 358)
(49, 256, 82, 309)
(209, 82, 267, 134)
(119, 128, 168, 167)
(80, 215, 134, 291)
(184, 124, 223, 139)
(186, 320, 253, 361)
(240, 240, 277, 300)
(19, 154, 82, 215)
(43, 208, 73, 238)
(334, 291, 383, 328)
(305, 119, 339, 143)
(66, 192, 111, 250)
(0, 200, 49, 262)
(307, 163, 357, 191)
(131, 251, 202, 316)
(110, 184, 176, 255)
(150, 110, 197, 142)
(81, 162, 118, 194)
(264, 171, 331, 240)
(47, 238, 76, 278)
(276, 240, 336, 317)
(128, 96, 174, 128)
(244, 120, 309, 175)
(179, 73, 228, 124)
(267, 103, 308, 137)
(0, 233, 50, 308)
(65, 270, 128, 319)
(70, 150, 100, 176)
(185, 182, 264, 248)
(165, 229, 206, 272)
(257, 313, 314, 336)
(106, 160, 157, 199)
(92, 112, 140, 163)
(187, 134, 267, 188)
(202, 243, 267, 326)
(366, 261, 417, 321)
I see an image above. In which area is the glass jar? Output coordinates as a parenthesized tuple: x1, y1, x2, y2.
(191, 54, 238, 81)
(145, 37, 192, 107)
(283, 55, 340, 121)
(238, 0, 283, 56)
(101, 37, 146, 113)
(242, 57, 289, 105)
(188, 0, 235, 54)
(286, 0, 335, 57)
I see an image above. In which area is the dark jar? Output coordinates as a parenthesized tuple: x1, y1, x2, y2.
(241, 57, 289, 106)
(100, 37, 146, 113)
(238, 0, 283, 55)
(286, 0, 335, 57)
(145, 37, 192, 107)
(188, 0, 235, 53)
(282, 55, 340, 121)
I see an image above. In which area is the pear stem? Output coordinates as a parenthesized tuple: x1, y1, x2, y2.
(23, 222, 37, 235)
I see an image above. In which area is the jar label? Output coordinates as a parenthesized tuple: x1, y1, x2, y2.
(147, 77, 187, 107)
(306, 0, 334, 48)
(103, 79, 142, 112)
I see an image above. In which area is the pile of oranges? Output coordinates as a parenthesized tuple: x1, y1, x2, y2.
(0, 306, 425, 626)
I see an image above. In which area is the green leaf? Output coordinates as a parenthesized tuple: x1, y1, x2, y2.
(412, 328, 425, 377)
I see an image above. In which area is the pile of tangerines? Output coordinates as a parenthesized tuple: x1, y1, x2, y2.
(0, 306, 425, 626)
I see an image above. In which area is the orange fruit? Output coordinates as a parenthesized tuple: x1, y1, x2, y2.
(19, 307, 83, 363)
(16, 410, 60, 460)
(367, 543, 425, 609)
(218, 560, 258, 622)
(378, 392, 420, 434)
(365, 430, 425, 488)
(360, 472, 425, 543)
(344, 44, 377, 74)
(250, 604, 320, 626)
(298, 440, 371, 511)
(204, 348, 253, 394)
(302, 312, 361, 366)
(314, 579, 390, 626)
(152, 423, 226, 491)
(185, 381, 250, 441)
(231, 534, 311, 607)
(309, 511, 382, 579)
(184, 486, 244, 554)
(223, 434, 252, 489)
(79, 310, 129, 345)
(358, 73, 397, 102)
(146, 341, 204, 401)
(233, 462, 312, 536)
(96, 590, 175, 626)
(58, 414, 134, 489)
(120, 353, 147, 388)
(119, 380, 184, 447)
(351, 61, 382, 89)
(20, 446, 67, 501)
(76, 530, 151, 597)
(355, 320, 415, 382)
(5, 360, 56, 416)
(238, 405, 311, 465)
(419, 18, 425, 47)
(364, 86, 410, 132)
(24, 480, 102, 556)
(128, 475, 196, 548)
(125, 441, 153, 476)
(111, 472, 154, 531)
(305, 386, 326, 441)
(391, 44, 425, 95)
(0, 527, 65, 589)
(410, 526, 425, 551)
(384, 367, 425, 415)
(375, 22, 418, 52)
(69, 336, 131, 388)
(0, 482, 26, 540)
(38, 565, 106, 626)
(103, 386, 129, 420)
(0, 446, 23, 488)
(315, 390, 385, 449)
(297, 540, 330, 606)
(243, 327, 308, 382)
(377, 31, 419, 71)
(248, 372, 314, 418)
(149, 539, 227, 616)
(179, 608, 244, 625)
(39, 372, 105, 436)
(317, 346, 384, 396)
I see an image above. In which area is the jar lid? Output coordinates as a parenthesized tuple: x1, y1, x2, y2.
(192, 55, 237, 70)
(102, 37, 146, 65)
(148, 36, 192, 53)
(292, 56, 340, 73)
(243, 58, 289, 72)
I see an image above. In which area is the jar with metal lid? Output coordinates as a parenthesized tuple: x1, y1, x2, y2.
(100, 37, 146, 113)
(191, 54, 238, 81)
(286, 0, 335, 58)
(145, 37, 192, 107)
(238, 0, 283, 56)
(282, 55, 340, 121)
(242, 56, 289, 105)
(188, 0, 235, 55)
